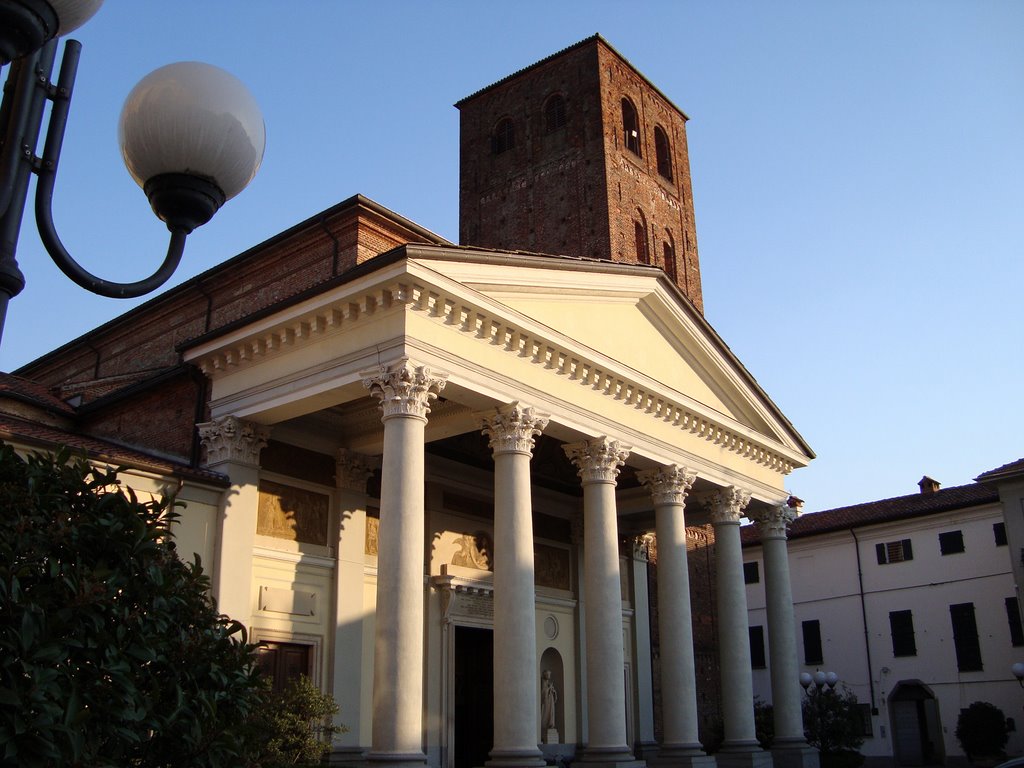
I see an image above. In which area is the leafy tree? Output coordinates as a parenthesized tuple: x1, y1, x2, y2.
(802, 685, 865, 767)
(0, 445, 264, 767)
(955, 701, 1008, 760)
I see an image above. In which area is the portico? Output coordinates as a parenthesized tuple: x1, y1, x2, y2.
(186, 244, 814, 768)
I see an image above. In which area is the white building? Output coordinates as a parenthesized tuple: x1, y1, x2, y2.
(743, 475, 1024, 766)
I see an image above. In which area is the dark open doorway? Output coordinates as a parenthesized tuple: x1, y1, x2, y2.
(454, 626, 494, 768)
(889, 681, 944, 766)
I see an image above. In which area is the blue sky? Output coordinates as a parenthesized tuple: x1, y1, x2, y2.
(2, 1, 1021, 513)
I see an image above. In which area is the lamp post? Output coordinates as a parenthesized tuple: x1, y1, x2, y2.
(800, 670, 839, 755)
(0, 0, 265, 345)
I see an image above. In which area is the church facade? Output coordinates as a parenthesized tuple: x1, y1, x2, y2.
(5, 36, 815, 768)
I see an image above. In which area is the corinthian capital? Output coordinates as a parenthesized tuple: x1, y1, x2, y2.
(335, 449, 379, 493)
(362, 359, 447, 421)
(563, 437, 630, 485)
(637, 465, 697, 507)
(479, 402, 549, 457)
(749, 502, 798, 540)
(708, 486, 752, 525)
(197, 415, 270, 467)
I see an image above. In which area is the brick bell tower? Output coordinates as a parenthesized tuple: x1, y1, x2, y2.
(456, 35, 703, 313)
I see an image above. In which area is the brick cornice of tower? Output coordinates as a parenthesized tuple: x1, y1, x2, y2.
(455, 34, 690, 122)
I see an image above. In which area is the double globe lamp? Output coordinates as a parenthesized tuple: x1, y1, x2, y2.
(0, 0, 265, 342)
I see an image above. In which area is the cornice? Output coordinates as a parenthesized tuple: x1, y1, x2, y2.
(186, 269, 802, 478)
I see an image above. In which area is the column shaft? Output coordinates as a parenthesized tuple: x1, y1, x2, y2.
(757, 508, 806, 746)
(481, 403, 548, 768)
(565, 438, 640, 767)
(710, 489, 760, 751)
(364, 361, 446, 767)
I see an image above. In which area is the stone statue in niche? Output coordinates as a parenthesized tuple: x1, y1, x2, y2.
(541, 669, 559, 743)
(451, 531, 493, 571)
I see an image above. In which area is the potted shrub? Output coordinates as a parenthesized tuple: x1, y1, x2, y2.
(955, 701, 1008, 766)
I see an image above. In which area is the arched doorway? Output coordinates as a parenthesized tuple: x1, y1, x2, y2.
(889, 681, 944, 766)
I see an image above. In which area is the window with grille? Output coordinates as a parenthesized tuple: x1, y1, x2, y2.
(802, 619, 823, 665)
(889, 610, 917, 656)
(939, 530, 965, 555)
(994, 522, 1008, 546)
(544, 94, 566, 133)
(743, 561, 760, 584)
(654, 125, 673, 181)
(876, 539, 913, 564)
(621, 98, 641, 156)
(749, 625, 766, 668)
(1006, 597, 1024, 646)
(492, 118, 515, 154)
(949, 602, 982, 671)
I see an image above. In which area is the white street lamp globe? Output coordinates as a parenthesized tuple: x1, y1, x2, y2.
(799, 672, 813, 690)
(1013, 662, 1024, 681)
(825, 671, 839, 688)
(812, 670, 827, 688)
(50, 0, 104, 35)
(119, 61, 265, 231)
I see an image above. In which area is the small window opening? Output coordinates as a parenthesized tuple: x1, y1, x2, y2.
(654, 125, 673, 181)
(621, 98, 641, 156)
(492, 118, 515, 155)
(544, 94, 566, 133)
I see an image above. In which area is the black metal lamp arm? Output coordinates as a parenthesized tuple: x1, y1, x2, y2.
(31, 39, 190, 299)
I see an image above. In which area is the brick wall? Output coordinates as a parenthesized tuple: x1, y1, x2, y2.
(458, 36, 703, 312)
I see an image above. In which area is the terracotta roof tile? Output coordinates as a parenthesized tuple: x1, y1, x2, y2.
(976, 458, 1024, 483)
(741, 482, 1000, 546)
(0, 413, 228, 487)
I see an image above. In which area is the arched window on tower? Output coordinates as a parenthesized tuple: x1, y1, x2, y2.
(492, 117, 515, 155)
(634, 211, 649, 264)
(621, 98, 641, 156)
(654, 125, 673, 181)
(662, 230, 677, 279)
(544, 94, 567, 133)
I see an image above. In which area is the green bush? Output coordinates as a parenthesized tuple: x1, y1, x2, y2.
(753, 697, 774, 749)
(955, 701, 1008, 760)
(802, 685, 865, 756)
(245, 675, 345, 767)
(0, 445, 264, 766)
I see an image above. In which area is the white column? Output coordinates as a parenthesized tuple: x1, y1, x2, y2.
(197, 415, 270, 623)
(750, 504, 817, 768)
(564, 437, 642, 767)
(363, 361, 447, 767)
(332, 449, 379, 757)
(709, 488, 771, 768)
(480, 403, 549, 768)
(637, 467, 713, 768)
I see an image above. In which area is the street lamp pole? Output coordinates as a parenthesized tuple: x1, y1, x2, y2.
(0, 0, 265, 347)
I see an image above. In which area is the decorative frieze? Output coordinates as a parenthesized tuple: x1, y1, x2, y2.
(197, 415, 270, 467)
(362, 359, 447, 421)
(638, 464, 697, 507)
(708, 485, 752, 525)
(563, 436, 630, 484)
(478, 401, 549, 457)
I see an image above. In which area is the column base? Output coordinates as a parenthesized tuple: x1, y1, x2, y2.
(366, 750, 428, 768)
(770, 741, 819, 768)
(648, 743, 716, 768)
(577, 744, 646, 768)
(715, 741, 772, 768)
(327, 745, 367, 765)
(484, 747, 547, 768)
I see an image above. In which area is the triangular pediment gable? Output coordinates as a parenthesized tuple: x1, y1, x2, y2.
(413, 248, 809, 459)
